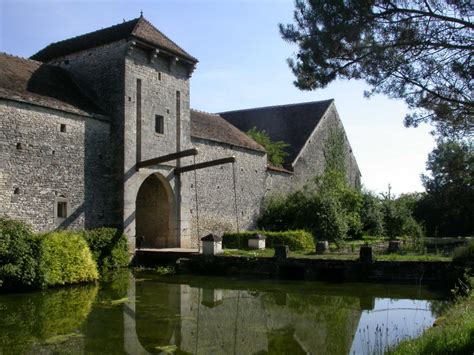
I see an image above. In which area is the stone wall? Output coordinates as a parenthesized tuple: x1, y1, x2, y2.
(265, 169, 293, 197)
(49, 40, 129, 229)
(292, 103, 361, 190)
(0, 99, 112, 231)
(188, 138, 267, 247)
(122, 46, 194, 249)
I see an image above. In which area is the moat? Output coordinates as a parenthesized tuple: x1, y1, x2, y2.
(0, 271, 447, 354)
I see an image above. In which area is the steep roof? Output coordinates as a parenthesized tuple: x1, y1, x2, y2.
(190, 109, 265, 153)
(219, 100, 334, 167)
(31, 16, 198, 63)
(0, 53, 105, 117)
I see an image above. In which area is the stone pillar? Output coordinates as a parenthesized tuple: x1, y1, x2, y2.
(201, 234, 223, 255)
(274, 245, 289, 260)
(248, 234, 266, 250)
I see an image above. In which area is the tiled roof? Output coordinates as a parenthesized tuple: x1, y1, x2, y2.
(31, 16, 197, 63)
(219, 100, 334, 167)
(0, 53, 105, 117)
(190, 109, 265, 153)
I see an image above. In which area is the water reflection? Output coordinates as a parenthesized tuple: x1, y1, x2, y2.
(0, 271, 446, 354)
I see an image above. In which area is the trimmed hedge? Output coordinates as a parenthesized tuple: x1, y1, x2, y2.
(38, 231, 98, 287)
(223, 230, 315, 251)
(0, 218, 38, 289)
(82, 228, 129, 271)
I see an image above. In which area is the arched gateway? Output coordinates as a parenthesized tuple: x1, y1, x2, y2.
(135, 173, 177, 248)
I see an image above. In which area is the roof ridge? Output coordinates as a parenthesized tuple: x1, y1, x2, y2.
(191, 108, 221, 116)
(0, 52, 42, 65)
(134, 17, 197, 61)
(219, 99, 334, 114)
(31, 17, 140, 60)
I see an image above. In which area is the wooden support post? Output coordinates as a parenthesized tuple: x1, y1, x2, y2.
(137, 148, 198, 170)
(175, 156, 236, 174)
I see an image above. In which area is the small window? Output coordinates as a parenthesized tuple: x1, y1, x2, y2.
(155, 115, 164, 134)
(57, 201, 67, 219)
(60, 124, 67, 132)
(16, 143, 23, 150)
(158, 72, 162, 81)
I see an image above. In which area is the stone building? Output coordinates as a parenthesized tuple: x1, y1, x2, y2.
(0, 16, 360, 252)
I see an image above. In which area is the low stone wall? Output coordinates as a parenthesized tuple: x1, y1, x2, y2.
(133, 251, 458, 286)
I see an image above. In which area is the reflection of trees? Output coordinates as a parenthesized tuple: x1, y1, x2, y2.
(0, 284, 98, 353)
(83, 269, 129, 353)
(429, 299, 450, 318)
(262, 293, 361, 355)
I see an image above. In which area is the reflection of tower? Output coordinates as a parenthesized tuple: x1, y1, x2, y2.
(201, 288, 223, 308)
(123, 274, 148, 355)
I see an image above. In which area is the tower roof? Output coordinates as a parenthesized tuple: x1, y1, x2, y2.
(31, 16, 198, 63)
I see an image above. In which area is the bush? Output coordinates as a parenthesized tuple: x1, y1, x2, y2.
(258, 170, 362, 242)
(0, 218, 38, 289)
(223, 230, 315, 251)
(453, 240, 474, 271)
(38, 231, 98, 287)
(82, 228, 129, 271)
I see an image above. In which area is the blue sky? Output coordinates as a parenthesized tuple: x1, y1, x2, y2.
(0, 0, 436, 195)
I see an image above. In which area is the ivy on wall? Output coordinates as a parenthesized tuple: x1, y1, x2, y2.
(323, 125, 346, 174)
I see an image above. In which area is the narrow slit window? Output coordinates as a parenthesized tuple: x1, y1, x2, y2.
(57, 201, 67, 218)
(60, 124, 66, 132)
(155, 115, 164, 134)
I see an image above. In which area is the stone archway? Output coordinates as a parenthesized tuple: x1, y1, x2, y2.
(135, 173, 177, 248)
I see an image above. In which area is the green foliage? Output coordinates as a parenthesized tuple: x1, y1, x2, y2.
(381, 193, 425, 242)
(416, 140, 474, 237)
(155, 266, 175, 275)
(246, 127, 290, 167)
(324, 125, 346, 174)
(280, 0, 473, 137)
(0, 218, 38, 289)
(38, 231, 98, 287)
(82, 228, 129, 271)
(360, 191, 385, 236)
(222, 230, 314, 251)
(259, 169, 363, 242)
(452, 240, 474, 272)
(387, 292, 474, 354)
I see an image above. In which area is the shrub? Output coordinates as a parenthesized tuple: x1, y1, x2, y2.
(0, 218, 38, 289)
(38, 231, 98, 287)
(82, 228, 129, 271)
(360, 191, 385, 236)
(223, 230, 315, 251)
(453, 240, 474, 271)
(258, 170, 362, 242)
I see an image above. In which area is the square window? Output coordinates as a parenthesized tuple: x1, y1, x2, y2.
(57, 201, 67, 218)
(155, 115, 164, 134)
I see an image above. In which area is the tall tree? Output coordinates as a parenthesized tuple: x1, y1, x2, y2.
(280, 0, 473, 137)
(416, 140, 474, 236)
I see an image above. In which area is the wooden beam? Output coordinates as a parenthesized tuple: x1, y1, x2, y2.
(175, 156, 236, 174)
(137, 148, 198, 169)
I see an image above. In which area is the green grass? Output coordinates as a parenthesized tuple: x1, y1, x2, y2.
(221, 248, 450, 262)
(387, 291, 474, 354)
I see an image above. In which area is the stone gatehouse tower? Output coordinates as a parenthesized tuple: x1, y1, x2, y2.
(0, 16, 361, 252)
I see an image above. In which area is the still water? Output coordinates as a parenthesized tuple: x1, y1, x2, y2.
(0, 271, 447, 354)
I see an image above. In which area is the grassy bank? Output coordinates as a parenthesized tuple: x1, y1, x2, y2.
(221, 248, 451, 262)
(387, 286, 474, 354)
